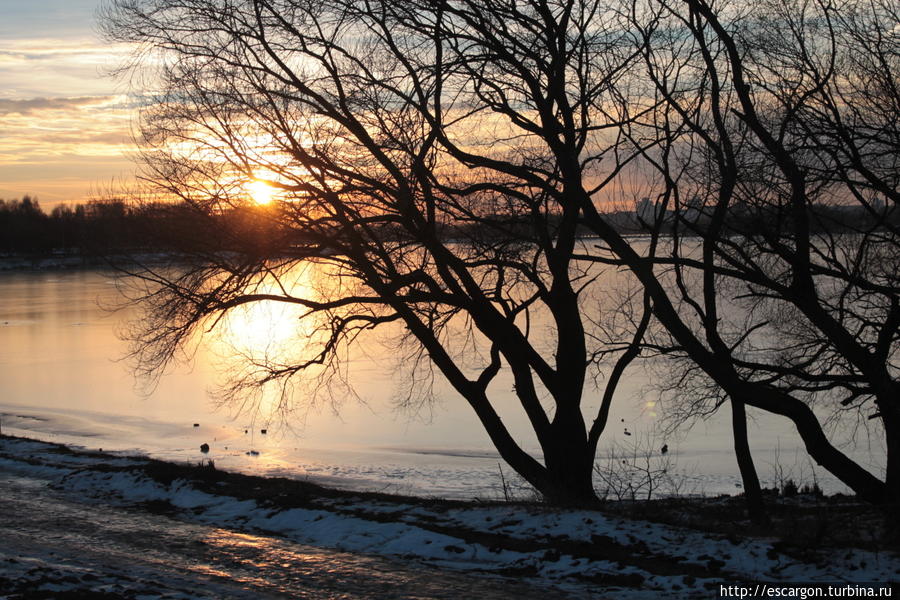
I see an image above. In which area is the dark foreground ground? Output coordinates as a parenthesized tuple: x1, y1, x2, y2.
(0, 470, 566, 599)
(1, 435, 897, 599)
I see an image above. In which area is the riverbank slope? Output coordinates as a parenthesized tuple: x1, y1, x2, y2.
(0, 435, 896, 598)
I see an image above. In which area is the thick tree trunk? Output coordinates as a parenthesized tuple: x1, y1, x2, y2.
(542, 442, 598, 505)
(731, 397, 767, 523)
(540, 408, 599, 505)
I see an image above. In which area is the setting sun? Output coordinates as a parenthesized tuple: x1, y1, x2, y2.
(246, 180, 274, 205)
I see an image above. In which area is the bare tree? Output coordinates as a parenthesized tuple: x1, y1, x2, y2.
(100, 0, 651, 504)
(101, 0, 898, 508)
(588, 0, 899, 505)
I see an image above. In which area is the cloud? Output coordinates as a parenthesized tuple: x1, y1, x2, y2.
(0, 5, 138, 206)
(0, 39, 133, 62)
(40, 131, 132, 145)
(0, 95, 115, 116)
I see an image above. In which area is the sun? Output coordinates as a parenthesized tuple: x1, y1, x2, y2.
(246, 180, 275, 205)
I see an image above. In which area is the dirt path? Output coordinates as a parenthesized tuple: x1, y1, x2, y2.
(0, 473, 575, 599)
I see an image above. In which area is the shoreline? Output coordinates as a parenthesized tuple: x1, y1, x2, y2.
(0, 252, 183, 272)
(1, 433, 896, 598)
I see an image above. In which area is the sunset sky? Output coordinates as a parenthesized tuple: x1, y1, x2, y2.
(0, 0, 134, 208)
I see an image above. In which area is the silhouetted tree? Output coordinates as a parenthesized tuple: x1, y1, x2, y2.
(597, 0, 899, 505)
(100, 0, 653, 504)
(0, 196, 49, 253)
(100, 0, 898, 507)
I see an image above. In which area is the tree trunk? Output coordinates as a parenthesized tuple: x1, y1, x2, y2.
(747, 388, 888, 503)
(542, 442, 598, 505)
(541, 408, 599, 505)
(731, 397, 767, 523)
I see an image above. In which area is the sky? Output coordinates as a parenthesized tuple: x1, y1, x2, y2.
(0, 0, 135, 209)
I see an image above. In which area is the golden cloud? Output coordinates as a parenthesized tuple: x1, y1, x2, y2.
(0, 96, 116, 116)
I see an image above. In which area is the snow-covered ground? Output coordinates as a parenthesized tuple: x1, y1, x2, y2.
(1, 435, 896, 599)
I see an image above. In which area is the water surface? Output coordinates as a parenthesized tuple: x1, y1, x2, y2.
(0, 267, 884, 497)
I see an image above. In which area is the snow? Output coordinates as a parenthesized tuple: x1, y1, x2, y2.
(1, 435, 897, 598)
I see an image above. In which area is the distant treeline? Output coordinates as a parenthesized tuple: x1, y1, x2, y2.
(0, 195, 292, 257)
(2, 194, 894, 257)
(0, 196, 143, 255)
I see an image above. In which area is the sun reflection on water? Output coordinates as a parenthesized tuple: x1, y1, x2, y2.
(203, 266, 323, 418)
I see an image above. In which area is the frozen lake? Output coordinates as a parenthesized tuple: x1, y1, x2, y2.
(0, 267, 885, 498)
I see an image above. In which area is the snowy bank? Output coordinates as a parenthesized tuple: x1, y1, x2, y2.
(0, 435, 896, 598)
